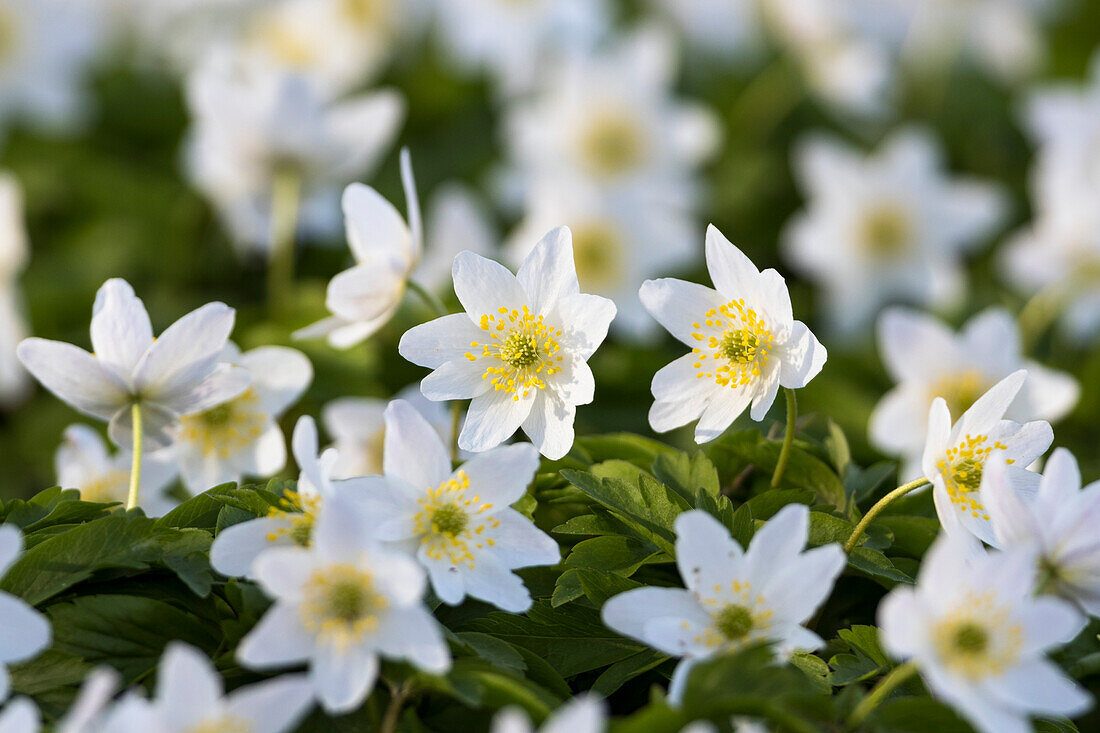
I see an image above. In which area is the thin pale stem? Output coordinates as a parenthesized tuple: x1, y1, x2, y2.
(450, 401, 462, 463)
(267, 168, 302, 317)
(847, 661, 919, 729)
(126, 403, 143, 510)
(380, 682, 414, 733)
(771, 388, 798, 488)
(407, 279, 448, 319)
(1019, 282, 1069, 352)
(844, 478, 931, 554)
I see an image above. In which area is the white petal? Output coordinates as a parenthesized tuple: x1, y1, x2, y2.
(0, 526, 22, 578)
(252, 547, 320, 601)
(778, 321, 826, 389)
(744, 504, 809, 584)
(239, 347, 312, 417)
(638, 278, 724, 347)
(485, 508, 560, 569)
(996, 420, 1053, 465)
(237, 603, 315, 670)
(553, 293, 616, 361)
(458, 443, 539, 506)
(1037, 447, 1081, 504)
(1017, 596, 1087, 656)
(921, 398, 953, 480)
(460, 389, 532, 454)
(452, 251, 528, 320)
(292, 416, 328, 498)
(764, 544, 846, 623)
(876, 587, 927, 660)
(341, 182, 412, 265)
(420, 359, 492, 401)
(541, 696, 606, 733)
(210, 517, 297, 579)
(108, 402, 179, 451)
(226, 674, 315, 733)
(461, 551, 533, 612)
(749, 372, 780, 421)
(955, 370, 1028, 440)
(877, 308, 959, 383)
(0, 697, 38, 732)
(0, 593, 50, 664)
(551, 354, 595, 406)
(153, 363, 251, 416)
(16, 339, 130, 419)
(1020, 362, 1079, 423)
(674, 510, 744, 597)
(90, 279, 153, 377)
(383, 399, 452, 490)
(601, 587, 708, 653)
(869, 386, 929, 456)
(705, 225, 761, 301)
(311, 644, 379, 714)
(694, 385, 753, 443)
(521, 391, 575, 460)
(398, 314, 486, 369)
(373, 606, 450, 673)
(155, 643, 222, 728)
(325, 262, 406, 324)
(516, 227, 579, 315)
(986, 659, 1092, 717)
(132, 302, 236, 397)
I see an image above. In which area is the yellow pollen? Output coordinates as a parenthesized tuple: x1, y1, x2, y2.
(264, 490, 320, 546)
(466, 305, 563, 402)
(179, 390, 267, 459)
(714, 604, 754, 640)
(299, 564, 388, 648)
(78, 469, 129, 504)
(413, 471, 497, 569)
(690, 300, 774, 389)
(182, 716, 252, 733)
(930, 370, 989, 420)
(859, 203, 912, 256)
(932, 593, 1022, 680)
(579, 110, 646, 178)
(936, 434, 1008, 520)
(571, 221, 624, 291)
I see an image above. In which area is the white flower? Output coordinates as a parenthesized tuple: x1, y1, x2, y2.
(432, 0, 610, 97)
(210, 415, 336, 578)
(0, 172, 31, 408)
(0, 525, 51, 702)
(175, 343, 312, 492)
(354, 399, 558, 612)
(55, 424, 178, 516)
(322, 384, 456, 480)
(922, 370, 1053, 548)
(783, 127, 1007, 335)
(985, 448, 1100, 617)
(648, 0, 762, 61)
(870, 307, 1078, 480)
(0, 0, 101, 140)
(491, 696, 606, 733)
(17, 279, 247, 450)
(399, 228, 616, 459)
(236, 493, 450, 714)
(639, 225, 827, 444)
(503, 28, 719, 205)
(0, 698, 38, 733)
(505, 179, 698, 340)
(879, 532, 1091, 733)
(148, 642, 313, 732)
(184, 51, 404, 252)
(602, 506, 845, 705)
(296, 151, 494, 348)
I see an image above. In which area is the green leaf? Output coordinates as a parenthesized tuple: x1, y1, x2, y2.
(574, 569, 645, 607)
(652, 450, 720, 503)
(575, 434, 676, 469)
(9, 649, 91, 718)
(743, 489, 815, 520)
(709, 432, 846, 508)
(877, 516, 939, 558)
(565, 536, 668, 576)
(848, 548, 915, 586)
(592, 650, 669, 697)
(454, 632, 527, 676)
(2, 487, 115, 532)
(875, 697, 972, 732)
(560, 470, 688, 555)
(790, 652, 832, 694)
(156, 490, 226, 530)
(551, 569, 584, 607)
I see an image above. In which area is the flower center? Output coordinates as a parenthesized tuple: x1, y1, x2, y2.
(300, 564, 388, 646)
(183, 716, 252, 733)
(265, 489, 320, 546)
(715, 604, 755, 640)
(571, 222, 624, 292)
(930, 370, 989, 421)
(79, 469, 129, 504)
(859, 204, 912, 256)
(691, 300, 775, 389)
(180, 390, 268, 459)
(414, 471, 499, 568)
(466, 305, 564, 402)
(579, 110, 646, 178)
(932, 594, 1022, 680)
(936, 434, 1010, 520)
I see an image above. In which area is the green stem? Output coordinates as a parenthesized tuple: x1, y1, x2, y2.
(844, 478, 931, 554)
(449, 401, 462, 463)
(407, 279, 448, 319)
(1018, 283, 1069, 352)
(126, 403, 143, 510)
(380, 682, 414, 733)
(771, 388, 798, 488)
(267, 168, 302, 317)
(847, 661, 919, 729)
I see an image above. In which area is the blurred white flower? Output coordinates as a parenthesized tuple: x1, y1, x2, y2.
(56, 668, 121, 733)
(210, 415, 336, 578)
(879, 532, 1090, 733)
(602, 506, 845, 705)
(148, 642, 313, 733)
(175, 343, 312, 492)
(784, 127, 1007, 335)
(890, 0, 1056, 83)
(296, 151, 494, 348)
(55, 424, 178, 516)
(870, 307, 1078, 480)
(323, 384, 455, 480)
(985, 448, 1100, 617)
(0, 525, 51, 703)
(17, 279, 248, 450)
(236, 493, 450, 714)
(399, 229, 616, 459)
(506, 180, 698, 340)
(491, 696, 606, 733)
(504, 28, 719, 207)
(432, 0, 610, 97)
(922, 370, 1053, 548)
(184, 51, 404, 253)
(354, 400, 558, 612)
(0, 172, 30, 408)
(648, 0, 762, 60)
(0, 698, 37, 733)
(639, 226, 826, 443)
(119, 0, 260, 73)
(0, 0, 101, 140)
(1023, 50, 1100, 194)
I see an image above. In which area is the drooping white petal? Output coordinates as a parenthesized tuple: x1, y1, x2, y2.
(694, 385, 754, 443)
(16, 339, 130, 419)
(132, 302, 236, 397)
(108, 401, 180, 450)
(461, 551, 533, 612)
(778, 321, 827, 389)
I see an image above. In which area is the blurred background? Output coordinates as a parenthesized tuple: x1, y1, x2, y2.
(3, 0, 1100, 503)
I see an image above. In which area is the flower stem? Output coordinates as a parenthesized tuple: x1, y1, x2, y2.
(844, 478, 930, 554)
(267, 168, 302, 318)
(771, 388, 798, 488)
(1018, 283, 1068, 352)
(407, 279, 448, 319)
(126, 403, 143, 510)
(449, 401, 462, 463)
(380, 682, 414, 733)
(847, 661, 918, 729)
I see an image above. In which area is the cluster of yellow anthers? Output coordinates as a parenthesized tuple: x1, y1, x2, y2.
(689, 580, 775, 648)
(929, 370, 990, 423)
(299, 563, 389, 648)
(691, 300, 775, 388)
(264, 489, 320, 546)
(465, 305, 564, 402)
(937, 434, 1012, 520)
(932, 592, 1023, 680)
(179, 389, 267, 458)
(413, 470, 498, 568)
(78, 469, 129, 504)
